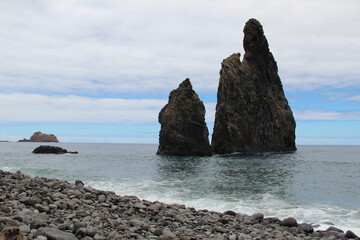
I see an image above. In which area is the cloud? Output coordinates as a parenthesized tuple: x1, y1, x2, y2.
(0, 93, 216, 125)
(346, 95, 360, 102)
(1, 0, 359, 98)
(0, 93, 166, 124)
(294, 109, 360, 121)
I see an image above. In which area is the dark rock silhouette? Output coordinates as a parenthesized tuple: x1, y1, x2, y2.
(157, 78, 212, 156)
(33, 145, 78, 154)
(212, 19, 296, 154)
(18, 131, 59, 142)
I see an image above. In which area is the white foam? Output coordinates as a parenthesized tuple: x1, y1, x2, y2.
(88, 180, 360, 236)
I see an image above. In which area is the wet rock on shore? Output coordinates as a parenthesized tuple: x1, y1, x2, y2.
(0, 170, 358, 239)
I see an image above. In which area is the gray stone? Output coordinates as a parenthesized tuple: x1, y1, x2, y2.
(214, 225, 227, 233)
(98, 194, 106, 202)
(326, 226, 344, 233)
(133, 202, 146, 209)
(75, 227, 87, 238)
(72, 221, 86, 234)
(252, 213, 264, 220)
(298, 223, 313, 233)
(148, 203, 162, 211)
(130, 219, 145, 227)
(281, 217, 298, 227)
(223, 210, 237, 216)
(30, 218, 45, 229)
(34, 227, 77, 240)
(19, 224, 31, 233)
(153, 228, 163, 236)
(85, 227, 98, 237)
(162, 229, 176, 239)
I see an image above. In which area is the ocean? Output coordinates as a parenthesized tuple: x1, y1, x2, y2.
(0, 142, 359, 235)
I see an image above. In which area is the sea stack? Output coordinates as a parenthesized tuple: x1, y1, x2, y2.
(211, 19, 296, 154)
(157, 78, 212, 156)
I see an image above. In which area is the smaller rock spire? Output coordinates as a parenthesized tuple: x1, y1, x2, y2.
(157, 78, 212, 156)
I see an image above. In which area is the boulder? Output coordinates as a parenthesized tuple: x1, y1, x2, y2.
(32, 145, 78, 154)
(211, 19, 296, 154)
(18, 131, 59, 142)
(157, 78, 212, 156)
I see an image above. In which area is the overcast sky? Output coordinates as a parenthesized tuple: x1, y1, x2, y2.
(1, 0, 360, 144)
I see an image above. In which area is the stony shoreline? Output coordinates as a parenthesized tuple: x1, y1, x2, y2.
(0, 170, 358, 240)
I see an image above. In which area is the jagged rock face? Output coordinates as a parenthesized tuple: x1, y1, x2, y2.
(29, 131, 59, 142)
(157, 78, 212, 156)
(212, 19, 296, 154)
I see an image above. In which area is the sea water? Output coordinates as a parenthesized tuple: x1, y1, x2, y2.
(0, 142, 359, 235)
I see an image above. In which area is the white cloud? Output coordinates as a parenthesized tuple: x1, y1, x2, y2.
(0, 93, 166, 124)
(294, 109, 360, 121)
(346, 95, 360, 102)
(0, 93, 216, 125)
(1, 0, 359, 97)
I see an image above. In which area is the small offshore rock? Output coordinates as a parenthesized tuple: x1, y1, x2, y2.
(281, 217, 298, 227)
(33, 145, 78, 154)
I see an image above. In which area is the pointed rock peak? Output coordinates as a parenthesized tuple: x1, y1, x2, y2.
(243, 18, 269, 61)
(212, 18, 296, 154)
(157, 78, 212, 156)
(223, 53, 241, 64)
(178, 78, 192, 89)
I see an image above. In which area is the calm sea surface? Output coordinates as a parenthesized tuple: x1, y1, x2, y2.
(1, 143, 359, 234)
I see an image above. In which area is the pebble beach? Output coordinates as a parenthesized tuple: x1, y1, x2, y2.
(0, 170, 358, 240)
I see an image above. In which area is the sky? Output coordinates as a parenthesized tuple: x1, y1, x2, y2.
(0, 0, 360, 145)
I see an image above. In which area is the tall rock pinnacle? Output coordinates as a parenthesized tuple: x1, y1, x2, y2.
(157, 78, 212, 156)
(211, 19, 296, 154)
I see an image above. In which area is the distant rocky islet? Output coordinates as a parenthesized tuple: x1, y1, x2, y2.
(18, 132, 59, 143)
(158, 18, 296, 156)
